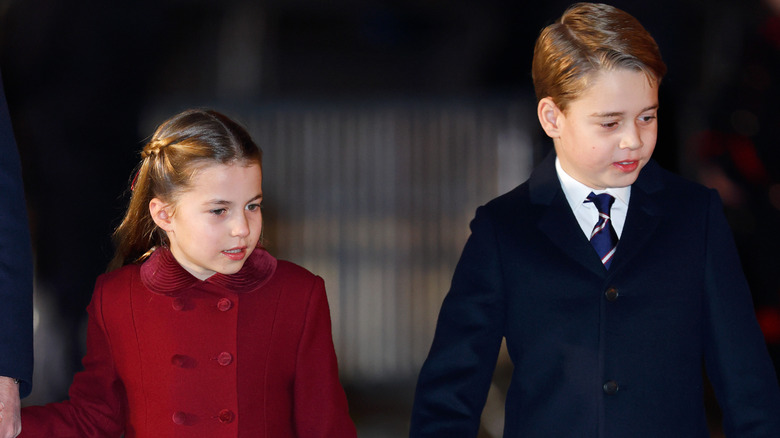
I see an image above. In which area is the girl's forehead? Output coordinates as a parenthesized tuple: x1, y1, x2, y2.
(190, 161, 261, 181)
(185, 161, 262, 195)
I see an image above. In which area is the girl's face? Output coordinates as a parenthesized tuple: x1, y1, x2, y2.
(150, 162, 263, 280)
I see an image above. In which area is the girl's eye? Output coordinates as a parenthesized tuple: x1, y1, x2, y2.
(210, 208, 227, 216)
(601, 121, 618, 129)
(639, 115, 656, 123)
(246, 203, 262, 212)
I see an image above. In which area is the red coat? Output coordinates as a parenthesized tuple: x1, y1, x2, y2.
(21, 248, 357, 438)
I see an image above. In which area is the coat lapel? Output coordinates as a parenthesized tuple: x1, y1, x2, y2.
(529, 153, 667, 277)
(609, 160, 665, 273)
(530, 152, 608, 276)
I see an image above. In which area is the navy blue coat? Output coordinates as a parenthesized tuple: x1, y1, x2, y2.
(0, 70, 33, 397)
(411, 152, 780, 437)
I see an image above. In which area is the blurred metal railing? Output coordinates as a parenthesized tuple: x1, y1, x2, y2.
(158, 99, 538, 383)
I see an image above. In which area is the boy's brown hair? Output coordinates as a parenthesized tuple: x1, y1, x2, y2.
(532, 2, 666, 112)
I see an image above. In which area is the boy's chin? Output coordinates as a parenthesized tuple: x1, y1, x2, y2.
(604, 166, 646, 188)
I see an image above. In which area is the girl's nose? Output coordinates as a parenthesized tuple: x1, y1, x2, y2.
(231, 213, 250, 237)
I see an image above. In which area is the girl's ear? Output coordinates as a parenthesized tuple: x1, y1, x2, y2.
(149, 198, 173, 231)
(537, 97, 564, 139)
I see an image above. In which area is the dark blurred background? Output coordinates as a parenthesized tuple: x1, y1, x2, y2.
(1, 0, 779, 436)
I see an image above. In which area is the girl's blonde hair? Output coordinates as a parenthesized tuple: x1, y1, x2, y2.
(108, 109, 262, 271)
(532, 2, 667, 112)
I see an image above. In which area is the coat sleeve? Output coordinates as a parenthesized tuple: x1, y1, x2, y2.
(410, 206, 506, 437)
(20, 277, 126, 437)
(293, 276, 357, 438)
(0, 69, 34, 397)
(702, 189, 780, 436)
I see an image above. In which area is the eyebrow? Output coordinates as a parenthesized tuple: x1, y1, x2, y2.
(204, 194, 263, 206)
(589, 104, 659, 118)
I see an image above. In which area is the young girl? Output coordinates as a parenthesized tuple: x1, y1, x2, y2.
(20, 109, 357, 437)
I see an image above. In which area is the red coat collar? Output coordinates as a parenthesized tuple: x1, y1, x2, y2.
(139, 246, 277, 296)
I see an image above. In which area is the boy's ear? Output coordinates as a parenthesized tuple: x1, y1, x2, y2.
(537, 97, 564, 139)
(149, 198, 173, 231)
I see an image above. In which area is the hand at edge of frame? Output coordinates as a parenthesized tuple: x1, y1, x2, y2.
(0, 376, 21, 438)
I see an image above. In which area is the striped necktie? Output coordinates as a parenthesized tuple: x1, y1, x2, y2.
(585, 192, 618, 269)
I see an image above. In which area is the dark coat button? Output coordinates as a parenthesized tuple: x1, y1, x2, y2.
(217, 352, 233, 366)
(172, 411, 187, 425)
(603, 380, 619, 395)
(217, 298, 233, 312)
(218, 409, 235, 424)
(605, 287, 619, 301)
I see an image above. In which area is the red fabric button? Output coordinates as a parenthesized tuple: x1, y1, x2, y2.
(218, 409, 234, 424)
(217, 298, 233, 312)
(172, 297, 186, 311)
(171, 354, 187, 368)
(172, 411, 186, 425)
(217, 352, 233, 366)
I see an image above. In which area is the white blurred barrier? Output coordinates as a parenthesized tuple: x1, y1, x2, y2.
(151, 99, 537, 383)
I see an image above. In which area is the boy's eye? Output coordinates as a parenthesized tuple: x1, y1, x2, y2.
(210, 208, 227, 215)
(600, 121, 619, 129)
(639, 115, 656, 123)
(246, 203, 263, 212)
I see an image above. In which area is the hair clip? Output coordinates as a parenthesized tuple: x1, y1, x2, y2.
(131, 170, 140, 191)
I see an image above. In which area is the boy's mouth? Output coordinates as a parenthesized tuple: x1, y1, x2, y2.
(613, 160, 639, 172)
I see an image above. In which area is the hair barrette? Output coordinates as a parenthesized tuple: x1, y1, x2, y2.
(130, 170, 140, 191)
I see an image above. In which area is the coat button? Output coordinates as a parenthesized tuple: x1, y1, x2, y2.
(603, 380, 619, 395)
(218, 409, 235, 424)
(217, 352, 233, 366)
(172, 411, 187, 425)
(171, 354, 187, 367)
(605, 287, 619, 302)
(217, 298, 233, 312)
(171, 354, 195, 368)
(172, 297, 186, 311)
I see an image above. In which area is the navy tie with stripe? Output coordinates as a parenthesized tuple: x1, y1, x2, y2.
(585, 192, 618, 269)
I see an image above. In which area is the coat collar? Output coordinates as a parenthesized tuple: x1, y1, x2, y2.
(530, 150, 664, 276)
(140, 246, 277, 296)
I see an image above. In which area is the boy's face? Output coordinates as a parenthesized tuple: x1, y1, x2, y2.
(542, 68, 659, 189)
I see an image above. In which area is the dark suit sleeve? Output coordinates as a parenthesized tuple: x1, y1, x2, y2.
(410, 206, 506, 437)
(0, 69, 34, 397)
(701, 190, 780, 435)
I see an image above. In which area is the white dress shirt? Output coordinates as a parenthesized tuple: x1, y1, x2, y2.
(555, 158, 630, 239)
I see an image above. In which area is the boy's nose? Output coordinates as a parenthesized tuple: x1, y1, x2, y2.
(619, 124, 643, 150)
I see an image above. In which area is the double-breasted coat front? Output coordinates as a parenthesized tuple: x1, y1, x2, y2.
(411, 152, 780, 437)
(21, 247, 357, 438)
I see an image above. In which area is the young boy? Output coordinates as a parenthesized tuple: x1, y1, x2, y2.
(410, 3, 780, 437)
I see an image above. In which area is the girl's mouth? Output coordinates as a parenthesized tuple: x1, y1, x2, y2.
(222, 247, 247, 260)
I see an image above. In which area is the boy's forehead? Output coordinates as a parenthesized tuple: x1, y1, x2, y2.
(567, 69, 658, 114)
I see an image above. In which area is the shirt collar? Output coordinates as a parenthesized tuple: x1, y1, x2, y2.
(555, 157, 631, 211)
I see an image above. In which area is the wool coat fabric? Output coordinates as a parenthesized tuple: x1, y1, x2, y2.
(21, 247, 356, 437)
(410, 152, 780, 437)
(0, 69, 33, 397)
